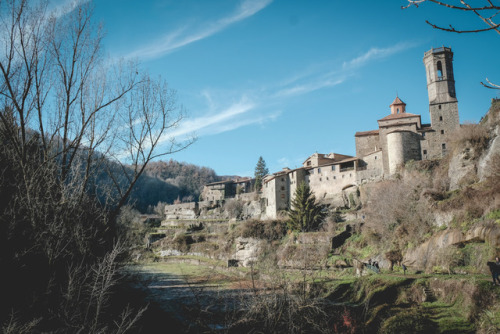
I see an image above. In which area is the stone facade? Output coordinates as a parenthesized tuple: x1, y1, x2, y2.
(200, 178, 255, 204)
(355, 47, 459, 175)
(164, 47, 461, 221)
(262, 47, 460, 219)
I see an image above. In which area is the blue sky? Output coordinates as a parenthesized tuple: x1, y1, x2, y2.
(88, 0, 500, 176)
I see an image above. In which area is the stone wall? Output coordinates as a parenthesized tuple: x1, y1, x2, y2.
(356, 150, 384, 183)
(307, 164, 357, 200)
(355, 133, 380, 157)
(164, 202, 199, 220)
(378, 122, 419, 174)
(387, 130, 421, 174)
(262, 175, 290, 219)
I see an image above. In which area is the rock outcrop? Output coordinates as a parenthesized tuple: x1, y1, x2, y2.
(404, 224, 500, 272)
(232, 237, 263, 267)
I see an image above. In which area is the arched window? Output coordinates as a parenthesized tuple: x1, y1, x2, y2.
(437, 61, 443, 80)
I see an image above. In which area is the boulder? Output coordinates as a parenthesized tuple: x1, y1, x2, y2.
(233, 237, 263, 267)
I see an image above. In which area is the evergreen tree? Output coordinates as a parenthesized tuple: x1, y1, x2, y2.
(254, 156, 269, 192)
(288, 182, 326, 232)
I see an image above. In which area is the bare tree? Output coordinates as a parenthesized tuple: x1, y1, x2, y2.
(0, 0, 192, 331)
(403, 0, 500, 89)
(0, 0, 193, 215)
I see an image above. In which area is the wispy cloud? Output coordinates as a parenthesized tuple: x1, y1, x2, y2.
(158, 42, 416, 147)
(168, 99, 255, 138)
(275, 77, 345, 98)
(342, 42, 418, 69)
(49, 0, 91, 18)
(125, 0, 273, 60)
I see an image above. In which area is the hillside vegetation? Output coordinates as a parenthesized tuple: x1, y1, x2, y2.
(136, 99, 500, 333)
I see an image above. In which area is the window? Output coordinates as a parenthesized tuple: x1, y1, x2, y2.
(439, 116, 443, 121)
(281, 186, 285, 191)
(422, 132, 425, 138)
(291, 173, 294, 179)
(349, 173, 352, 177)
(441, 130, 445, 135)
(281, 178, 284, 182)
(331, 165, 335, 171)
(307, 161, 311, 166)
(333, 176, 336, 180)
(374, 156, 377, 160)
(442, 143, 446, 150)
(319, 178, 322, 182)
(438, 105, 442, 110)
(423, 149, 427, 155)
(281, 194, 285, 199)
(317, 168, 321, 174)
(326, 177, 329, 180)
(437, 61, 443, 79)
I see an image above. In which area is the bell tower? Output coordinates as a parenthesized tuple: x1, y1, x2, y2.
(423, 47, 460, 155)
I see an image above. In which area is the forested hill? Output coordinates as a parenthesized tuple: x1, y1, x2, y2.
(128, 160, 224, 211)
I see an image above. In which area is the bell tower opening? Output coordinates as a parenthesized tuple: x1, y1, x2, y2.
(437, 61, 443, 80)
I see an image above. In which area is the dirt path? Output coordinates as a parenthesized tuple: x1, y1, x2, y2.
(124, 262, 255, 331)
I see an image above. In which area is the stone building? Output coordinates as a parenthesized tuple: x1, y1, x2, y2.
(164, 47, 461, 220)
(355, 46, 459, 174)
(200, 178, 255, 204)
(262, 46, 460, 218)
(261, 154, 366, 218)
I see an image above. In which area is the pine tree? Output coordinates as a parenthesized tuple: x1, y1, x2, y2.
(288, 182, 326, 232)
(254, 156, 269, 192)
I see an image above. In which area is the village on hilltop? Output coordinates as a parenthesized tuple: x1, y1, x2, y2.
(164, 47, 461, 221)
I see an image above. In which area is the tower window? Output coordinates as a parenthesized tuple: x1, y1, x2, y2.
(423, 150, 427, 155)
(439, 116, 443, 121)
(437, 61, 443, 80)
(438, 105, 442, 110)
(442, 143, 446, 150)
(441, 130, 445, 135)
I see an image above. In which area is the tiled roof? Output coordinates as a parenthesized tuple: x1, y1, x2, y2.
(355, 129, 379, 137)
(390, 96, 406, 106)
(378, 112, 419, 121)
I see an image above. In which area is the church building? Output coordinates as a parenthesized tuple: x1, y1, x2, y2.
(260, 47, 460, 218)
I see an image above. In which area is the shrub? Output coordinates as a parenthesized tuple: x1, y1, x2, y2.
(172, 234, 194, 252)
(239, 219, 287, 240)
(224, 198, 244, 219)
(449, 122, 490, 157)
(364, 171, 434, 250)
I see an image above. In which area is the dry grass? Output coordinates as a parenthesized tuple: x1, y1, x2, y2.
(449, 122, 491, 157)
